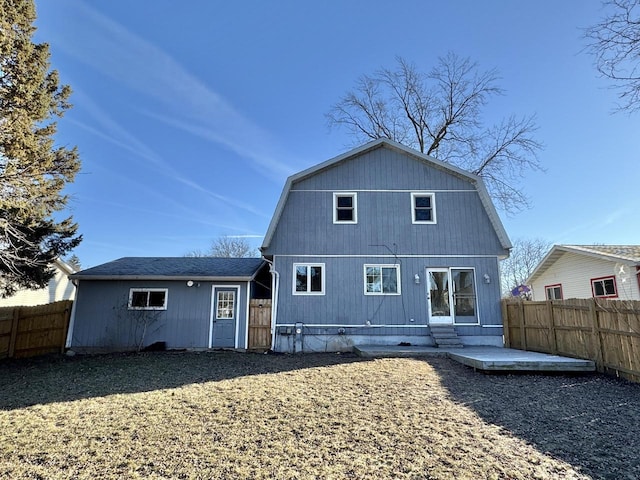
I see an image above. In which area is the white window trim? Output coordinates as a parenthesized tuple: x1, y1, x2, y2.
(411, 192, 436, 224)
(545, 284, 563, 300)
(215, 290, 236, 320)
(363, 264, 401, 295)
(333, 192, 358, 224)
(293, 263, 326, 295)
(128, 288, 168, 310)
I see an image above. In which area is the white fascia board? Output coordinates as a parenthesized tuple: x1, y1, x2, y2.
(525, 245, 563, 285)
(55, 258, 77, 276)
(69, 275, 255, 282)
(472, 179, 512, 253)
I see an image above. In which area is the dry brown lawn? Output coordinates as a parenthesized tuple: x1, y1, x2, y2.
(1, 351, 639, 479)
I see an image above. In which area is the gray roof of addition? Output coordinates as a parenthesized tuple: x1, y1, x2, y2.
(70, 257, 266, 281)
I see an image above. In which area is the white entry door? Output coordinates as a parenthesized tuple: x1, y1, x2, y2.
(427, 268, 453, 324)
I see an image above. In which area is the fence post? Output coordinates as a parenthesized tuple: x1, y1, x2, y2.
(8, 307, 20, 358)
(520, 301, 527, 351)
(590, 299, 604, 373)
(547, 300, 558, 354)
(501, 300, 511, 348)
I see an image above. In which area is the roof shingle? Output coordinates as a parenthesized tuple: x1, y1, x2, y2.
(71, 257, 265, 280)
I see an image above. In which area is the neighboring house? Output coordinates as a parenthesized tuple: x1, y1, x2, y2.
(261, 139, 512, 352)
(66, 257, 270, 352)
(527, 245, 640, 301)
(0, 258, 76, 307)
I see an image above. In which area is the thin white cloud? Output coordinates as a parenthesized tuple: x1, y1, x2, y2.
(70, 89, 270, 220)
(50, 0, 295, 181)
(554, 207, 632, 243)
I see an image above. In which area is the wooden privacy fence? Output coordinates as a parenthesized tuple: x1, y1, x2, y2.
(503, 298, 640, 383)
(0, 300, 73, 359)
(248, 299, 272, 350)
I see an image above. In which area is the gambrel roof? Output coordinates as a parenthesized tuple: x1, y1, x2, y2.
(526, 245, 640, 284)
(261, 138, 511, 251)
(71, 257, 265, 281)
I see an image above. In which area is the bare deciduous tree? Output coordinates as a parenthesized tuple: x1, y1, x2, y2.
(327, 53, 543, 213)
(500, 238, 552, 297)
(585, 0, 640, 112)
(185, 236, 258, 258)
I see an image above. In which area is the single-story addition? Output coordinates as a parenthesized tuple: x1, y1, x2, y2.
(66, 257, 270, 352)
(526, 245, 640, 301)
(261, 138, 512, 353)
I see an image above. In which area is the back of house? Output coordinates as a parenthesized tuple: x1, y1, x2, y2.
(261, 139, 511, 353)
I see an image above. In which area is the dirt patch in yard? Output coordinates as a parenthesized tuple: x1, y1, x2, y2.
(0, 352, 638, 479)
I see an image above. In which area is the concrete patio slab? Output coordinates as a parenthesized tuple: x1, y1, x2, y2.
(353, 345, 596, 372)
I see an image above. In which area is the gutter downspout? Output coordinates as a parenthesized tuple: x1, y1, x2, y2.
(263, 256, 279, 351)
(65, 279, 79, 349)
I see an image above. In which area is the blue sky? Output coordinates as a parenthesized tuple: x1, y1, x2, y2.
(34, 0, 639, 269)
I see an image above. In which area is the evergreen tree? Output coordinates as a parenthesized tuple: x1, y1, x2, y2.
(0, 0, 81, 297)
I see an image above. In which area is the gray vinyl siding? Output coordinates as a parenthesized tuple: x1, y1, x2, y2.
(273, 255, 503, 337)
(71, 280, 249, 350)
(294, 146, 473, 191)
(263, 148, 506, 257)
(266, 190, 503, 256)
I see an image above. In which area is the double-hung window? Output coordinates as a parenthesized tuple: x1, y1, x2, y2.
(364, 264, 401, 295)
(411, 192, 436, 224)
(333, 192, 357, 224)
(545, 284, 563, 300)
(128, 288, 168, 310)
(591, 276, 617, 298)
(293, 263, 325, 295)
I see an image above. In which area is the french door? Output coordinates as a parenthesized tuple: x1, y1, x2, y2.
(427, 268, 478, 325)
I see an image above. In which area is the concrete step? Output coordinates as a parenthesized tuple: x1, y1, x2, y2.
(430, 325, 463, 348)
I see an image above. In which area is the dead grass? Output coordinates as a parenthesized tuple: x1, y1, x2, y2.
(0, 351, 638, 479)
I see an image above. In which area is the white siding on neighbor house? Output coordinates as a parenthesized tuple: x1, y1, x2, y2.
(530, 252, 640, 301)
(0, 267, 75, 307)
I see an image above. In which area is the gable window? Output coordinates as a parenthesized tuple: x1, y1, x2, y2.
(591, 276, 617, 298)
(545, 284, 563, 300)
(294, 263, 325, 295)
(333, 192, 357, 224)
(364, 264, 401, 295)
(411, 192, 436, 224)
(128, 288, 168, 310)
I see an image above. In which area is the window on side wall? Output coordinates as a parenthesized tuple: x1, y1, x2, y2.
(364, 264, 401, 295)
(591, 276, 617, 298)
(333, 192, 357, 224)
(545, 284, 563, 300)
(293, 264, 325, 295)
(128, 288, 168, 310)
(411, 192, 436, 224)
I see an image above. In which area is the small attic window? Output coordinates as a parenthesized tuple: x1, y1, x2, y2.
(411, 192, 436, 224)
(333, 192, 357, 224)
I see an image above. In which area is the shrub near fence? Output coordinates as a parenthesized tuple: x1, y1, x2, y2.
(0, 300, 73, 359)
(502, 298, 640, 383)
